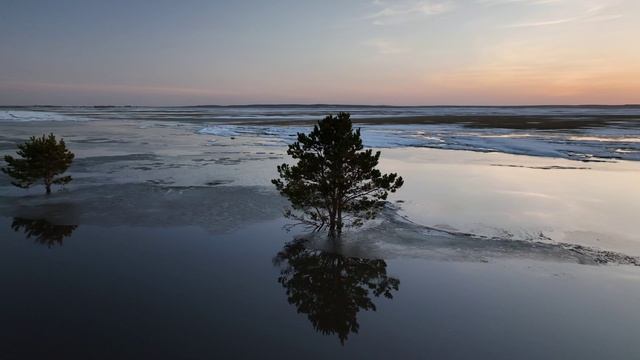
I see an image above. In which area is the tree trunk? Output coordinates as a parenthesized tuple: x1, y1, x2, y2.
(337, 205, 343, 236)
(328, 193, 338, 239)
(45, 174, 52, 195)
(45, 176, 52, 195)
(328, 212, 336, 239)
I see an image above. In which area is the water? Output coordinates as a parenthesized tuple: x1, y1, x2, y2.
(2, 217, 639, 359)
(1, 106, 640, 358)
(380, 148, 640, 256)
(2, 105, 640, 161)
(3, 105, 640, 122)
(1, 116, 638, 254)
(197, 123, 640, 160)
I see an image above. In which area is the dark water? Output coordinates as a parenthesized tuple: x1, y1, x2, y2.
(1, 216, 640, 359)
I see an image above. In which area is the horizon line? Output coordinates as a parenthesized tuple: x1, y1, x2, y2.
(2, 103, 640, 108)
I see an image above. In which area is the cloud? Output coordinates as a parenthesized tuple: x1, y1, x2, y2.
(502, 2, 623, 28)
(582, 14, 623, 22)
(366, 0, 454, 25)
(363, 38, 408, 54)
(504, 17, 579, 27)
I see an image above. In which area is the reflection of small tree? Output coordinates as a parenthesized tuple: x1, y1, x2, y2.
(273, 238, 399, 344)
(11, 218, 78, 247)
(2, 134, 74, 195)
(272, 113, 403, 238)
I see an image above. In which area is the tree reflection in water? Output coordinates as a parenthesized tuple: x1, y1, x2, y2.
(273, 238, 400, 344)
(11, 218, 78, 247)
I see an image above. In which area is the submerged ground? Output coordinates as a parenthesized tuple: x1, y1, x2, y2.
(1, 107, 640, 359)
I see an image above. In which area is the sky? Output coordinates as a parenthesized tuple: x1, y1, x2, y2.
(1, 0, 639, 106)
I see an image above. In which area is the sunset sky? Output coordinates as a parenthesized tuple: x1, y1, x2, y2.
(1, 0, 639, 105)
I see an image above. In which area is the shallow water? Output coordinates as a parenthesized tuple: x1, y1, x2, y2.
(380, 148, 640, 256)
(1, 118, 639, 256)
(1, 114, 640, 358)
(2, 217, 640, 359)
(2, 106, 640, 160)
(197, 123, 640, 161)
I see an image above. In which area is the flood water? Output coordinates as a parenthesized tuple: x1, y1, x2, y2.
(1, 216, 640, 359)
(1, 112, 640, 358)
(380, 148, 640, 256)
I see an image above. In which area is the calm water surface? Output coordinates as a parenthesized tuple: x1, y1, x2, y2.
(2, 216, 639, 359)
(1, 113, 640, 358)
(381, 148, 640, 255)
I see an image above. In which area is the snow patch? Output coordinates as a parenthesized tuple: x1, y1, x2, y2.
(0, 110, 83, 122)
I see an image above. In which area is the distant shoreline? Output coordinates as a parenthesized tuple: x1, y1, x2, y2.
(1, 104, 640, 109)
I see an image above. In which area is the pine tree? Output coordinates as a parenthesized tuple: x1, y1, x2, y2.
(272, 112, 403, 238)
(2, 134, 74, 194)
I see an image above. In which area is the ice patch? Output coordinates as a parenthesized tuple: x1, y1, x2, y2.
(196, 123, 640, 160)
(0, 110, 82, 122)
(567, 135, 640, 143)
(199, 124, 439, 148)
(198, 125, 242, 137)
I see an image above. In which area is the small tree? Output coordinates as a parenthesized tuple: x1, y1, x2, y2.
(272, 112, 403, 238)
(2, 133, 74, 195)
